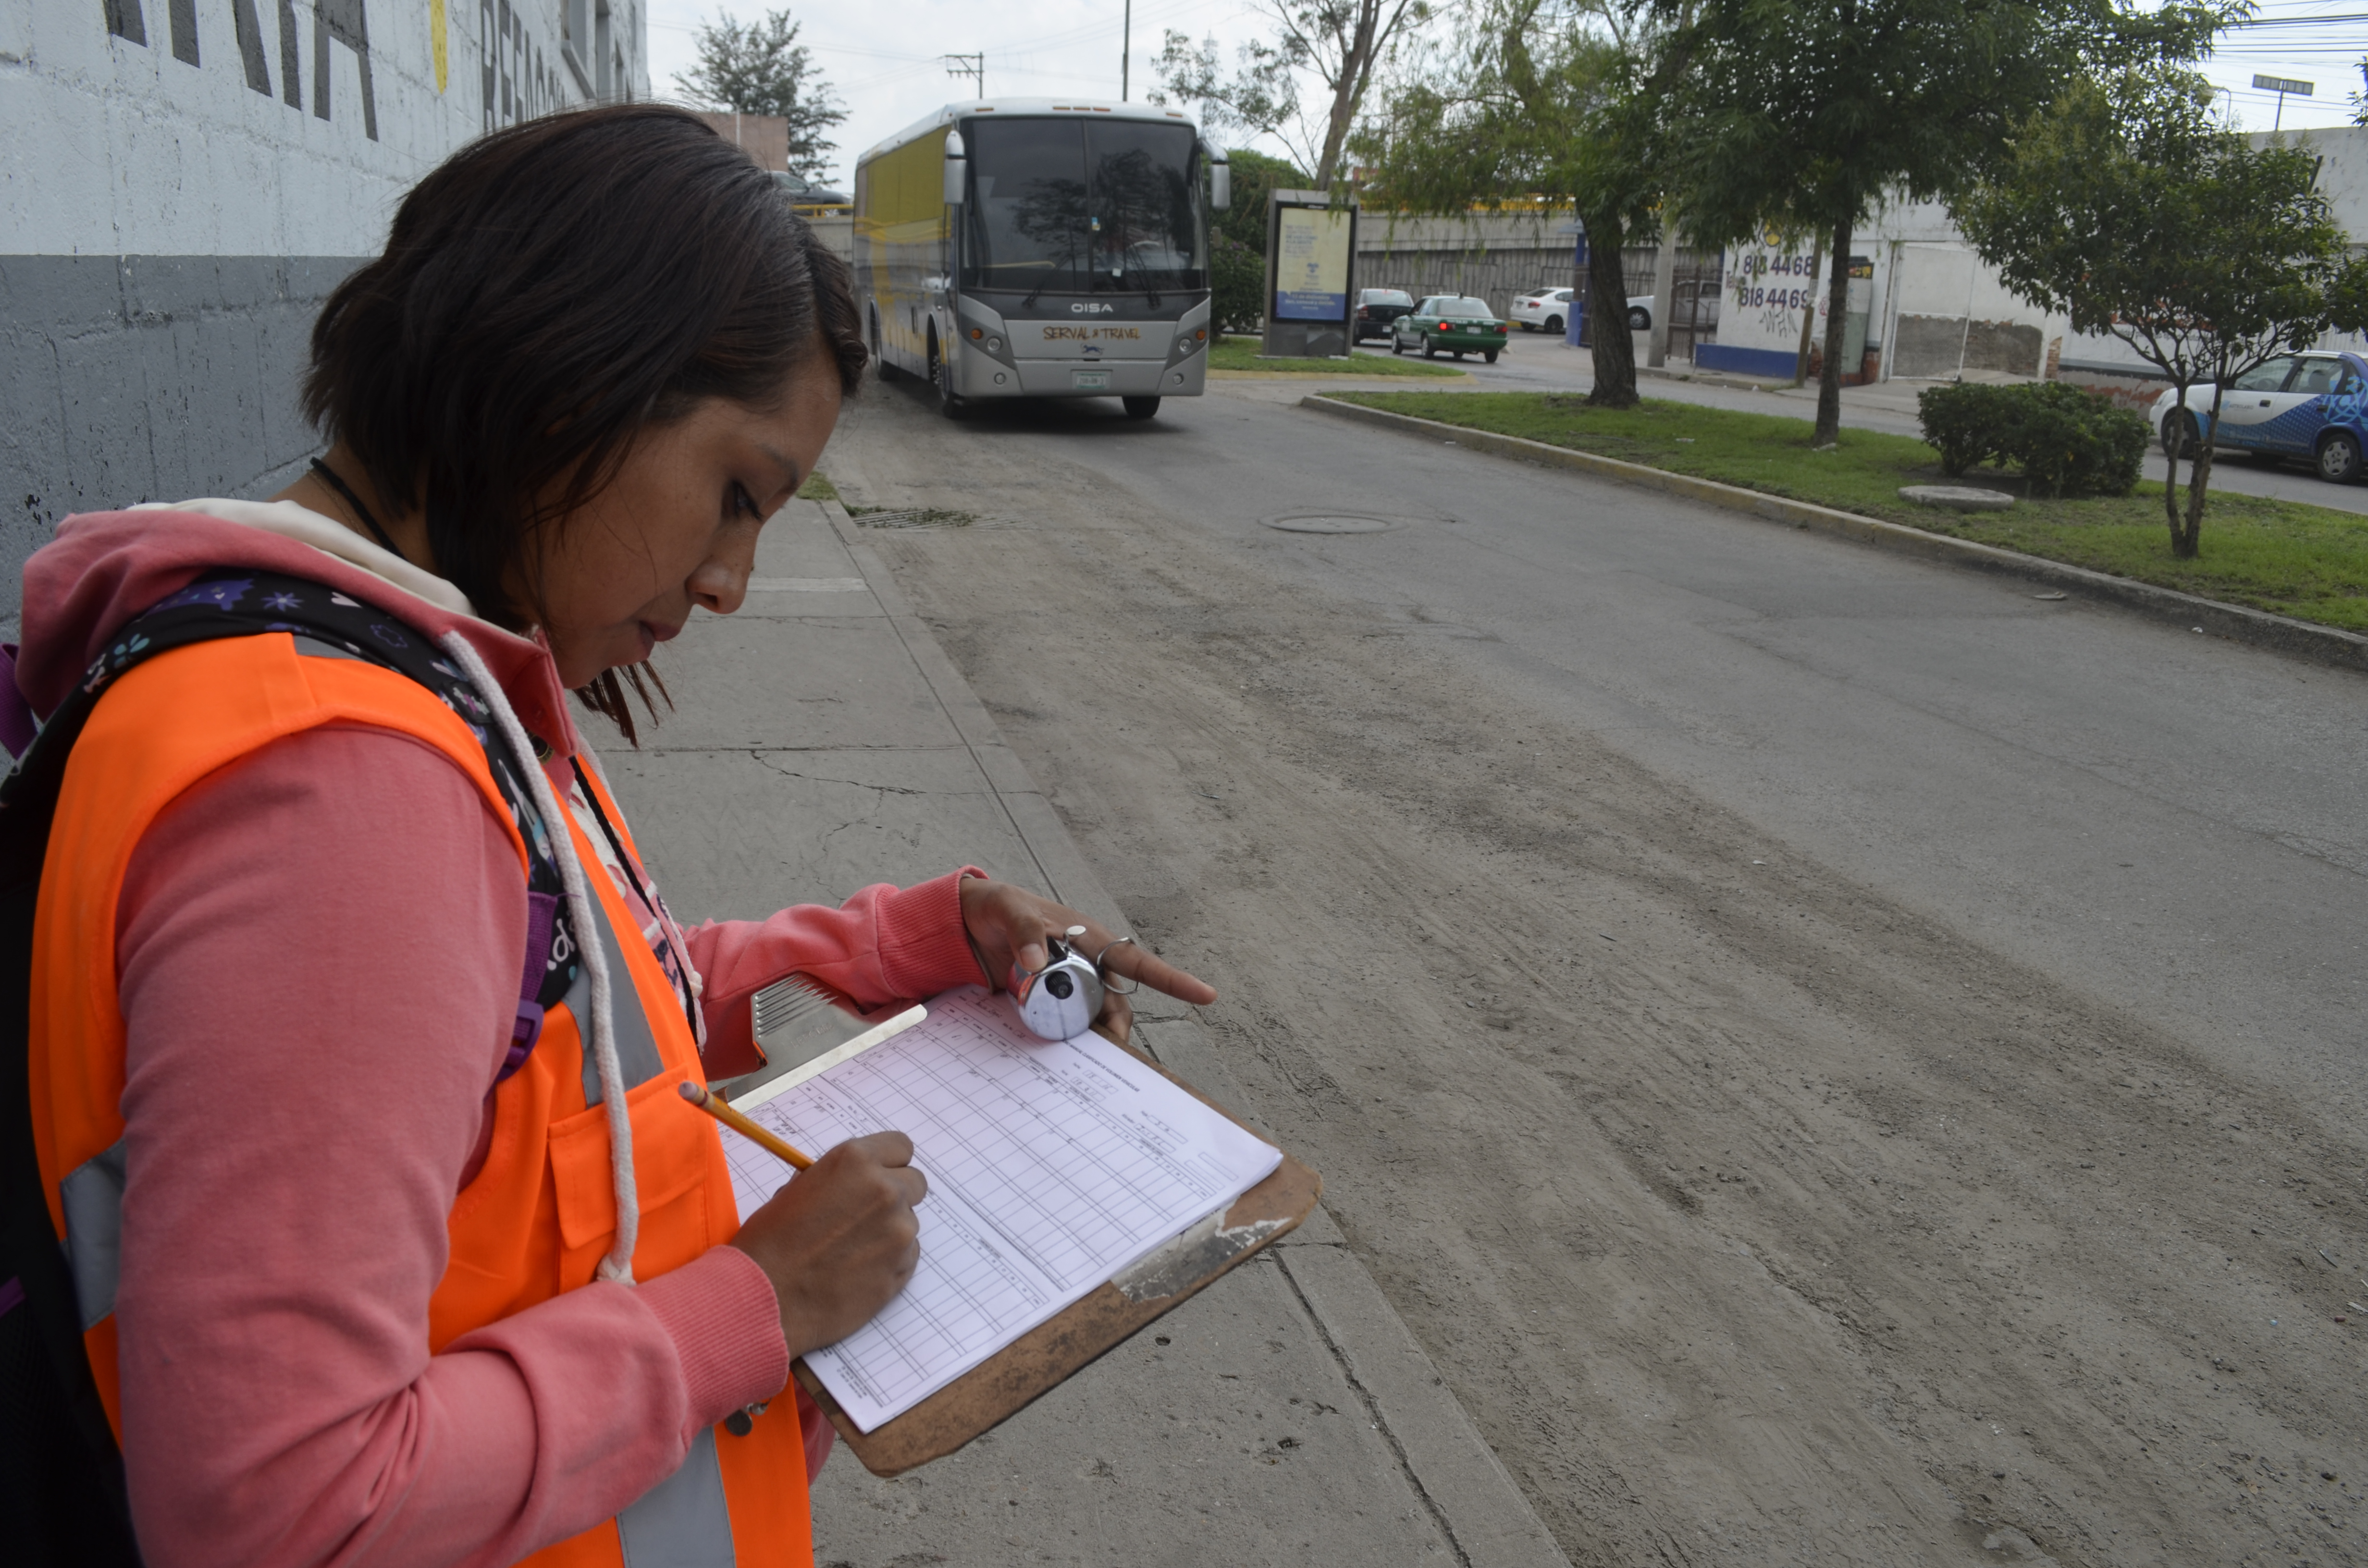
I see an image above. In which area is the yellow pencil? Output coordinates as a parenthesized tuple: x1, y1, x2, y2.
(678, 1079, 814, 1170)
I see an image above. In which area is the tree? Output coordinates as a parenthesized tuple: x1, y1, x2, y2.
(671, 9, 846, 178)
(1360, 0, 1671, 404)
(1153, 0, 1432, 188)
(1662, 0, 2220, 447)
(1956, 68, 2368, 557)
(1207, 149, 1308, 333)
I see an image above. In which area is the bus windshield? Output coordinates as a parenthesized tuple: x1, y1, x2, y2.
(961, 118, 1204, 296)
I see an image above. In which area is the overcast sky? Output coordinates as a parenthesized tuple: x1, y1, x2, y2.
(641, 0, 2365, 190)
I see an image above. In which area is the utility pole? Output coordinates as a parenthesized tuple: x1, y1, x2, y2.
(944, 53, 985, 97)
(1122, 0, 1132, 100)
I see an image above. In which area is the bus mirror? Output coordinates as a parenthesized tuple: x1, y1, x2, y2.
(944, 131, 967, 206)
(1209, 155, 1230, 212)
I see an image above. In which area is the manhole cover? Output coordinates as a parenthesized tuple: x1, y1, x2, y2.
(851, 507, 974, 529)
(1262, 513, 1401, 534)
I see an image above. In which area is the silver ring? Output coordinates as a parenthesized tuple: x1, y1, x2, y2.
(1093, 936, 1139, 993)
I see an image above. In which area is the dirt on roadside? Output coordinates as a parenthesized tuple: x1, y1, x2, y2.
(821, 382, 2367, 1568)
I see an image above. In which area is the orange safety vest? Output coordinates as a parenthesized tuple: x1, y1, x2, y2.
(26, 628, 813, 1566)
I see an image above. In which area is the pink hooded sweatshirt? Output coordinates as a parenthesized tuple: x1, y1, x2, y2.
(17, 504, 989, 1567)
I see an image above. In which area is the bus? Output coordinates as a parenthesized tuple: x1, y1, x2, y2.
(852, 99, 1229, 421)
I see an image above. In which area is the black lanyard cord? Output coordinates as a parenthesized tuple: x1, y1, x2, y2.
(308, 457, 404, 558)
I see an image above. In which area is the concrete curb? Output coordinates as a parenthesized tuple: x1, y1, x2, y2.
(1301, 392, 2368, 675)
(1209, 369, 1473, 384)
(818, 496, 1573, 1568)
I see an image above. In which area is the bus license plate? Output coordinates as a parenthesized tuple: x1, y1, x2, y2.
(1072, 369, 1111, 390)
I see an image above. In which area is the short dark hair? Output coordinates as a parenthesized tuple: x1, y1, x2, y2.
(305, 102, 865, 645)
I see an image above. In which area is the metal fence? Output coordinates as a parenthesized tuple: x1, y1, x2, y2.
(1354, 243, 1722, 341)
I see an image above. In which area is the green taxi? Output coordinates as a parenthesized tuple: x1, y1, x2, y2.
(1389, 295, 1509, 362)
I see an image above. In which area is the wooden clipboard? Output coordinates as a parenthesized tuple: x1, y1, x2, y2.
(791, 1035, 1322, 1477)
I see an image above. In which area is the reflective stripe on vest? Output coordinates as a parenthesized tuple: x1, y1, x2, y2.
(61, 1136, 125, 1331)
(617, 1427, 736, 1568)
(30, 631, 816, 1568)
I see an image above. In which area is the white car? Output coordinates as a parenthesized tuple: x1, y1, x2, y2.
(1509, 288, 1656, 334)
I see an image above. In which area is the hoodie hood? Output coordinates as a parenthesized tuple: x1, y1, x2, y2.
(18, 502, 583, 758)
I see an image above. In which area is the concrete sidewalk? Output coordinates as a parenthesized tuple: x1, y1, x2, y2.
(599, 497, 1571, 1568)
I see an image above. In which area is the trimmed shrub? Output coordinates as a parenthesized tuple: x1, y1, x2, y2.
(2010, 382, 2149, 497)
(1917, 382, 2011, 476)
(1917, 380, 2148, 497)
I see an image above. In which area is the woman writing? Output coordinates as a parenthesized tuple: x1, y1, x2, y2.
(17, 104, 1213, 1566)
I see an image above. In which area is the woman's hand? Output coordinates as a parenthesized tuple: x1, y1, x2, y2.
(957, 877, 1217, 1047)
(727, 1132, 926, 1359)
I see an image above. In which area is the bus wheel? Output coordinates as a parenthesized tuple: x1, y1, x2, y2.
(929, 341, 967, 420)
(1123, 396, 1161, 420)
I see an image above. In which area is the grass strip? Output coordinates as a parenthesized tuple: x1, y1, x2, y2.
(796, 471, 841, 502)
(1330, 391, 2368, 634)
(1209, 335, 1466, 378)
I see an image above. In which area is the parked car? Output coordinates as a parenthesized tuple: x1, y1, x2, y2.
(1390, 296, 1510, 362)
(1510, 288, 1577, 334)
(770, 170, 851, 207)
(1509, 287, 1659, 334)
(1353, 288, 1418, 342)
(2151, 350, 2368, 483)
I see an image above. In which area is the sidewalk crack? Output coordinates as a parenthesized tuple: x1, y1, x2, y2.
(751, 754, 932, 796)
(1270, 1247, 1474, 1568)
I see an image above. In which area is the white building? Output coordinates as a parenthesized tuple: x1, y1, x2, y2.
(1697, 124, 2368, 402)
(0, 0, 647, 619)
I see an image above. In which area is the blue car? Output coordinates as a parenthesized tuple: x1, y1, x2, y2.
(2151, 350, 2368, 483)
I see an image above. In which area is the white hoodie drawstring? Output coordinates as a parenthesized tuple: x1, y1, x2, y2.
(440, 632, 640, 1285)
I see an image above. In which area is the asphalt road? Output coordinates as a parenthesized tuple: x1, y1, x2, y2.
(819, 371, 2368, 1567)
(1335, 334, 2368, 515)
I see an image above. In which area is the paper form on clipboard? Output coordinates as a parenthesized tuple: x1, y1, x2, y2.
(716, 985, 1281, 1431)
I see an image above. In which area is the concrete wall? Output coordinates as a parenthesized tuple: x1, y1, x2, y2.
(690, 109, 787, 172)
(807, 213, 852, 264)
(1, 0, 647, 624)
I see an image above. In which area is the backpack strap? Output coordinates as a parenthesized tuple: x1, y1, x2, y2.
(5, 569, 577, 1052)
(0, 570, 569, 1562)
